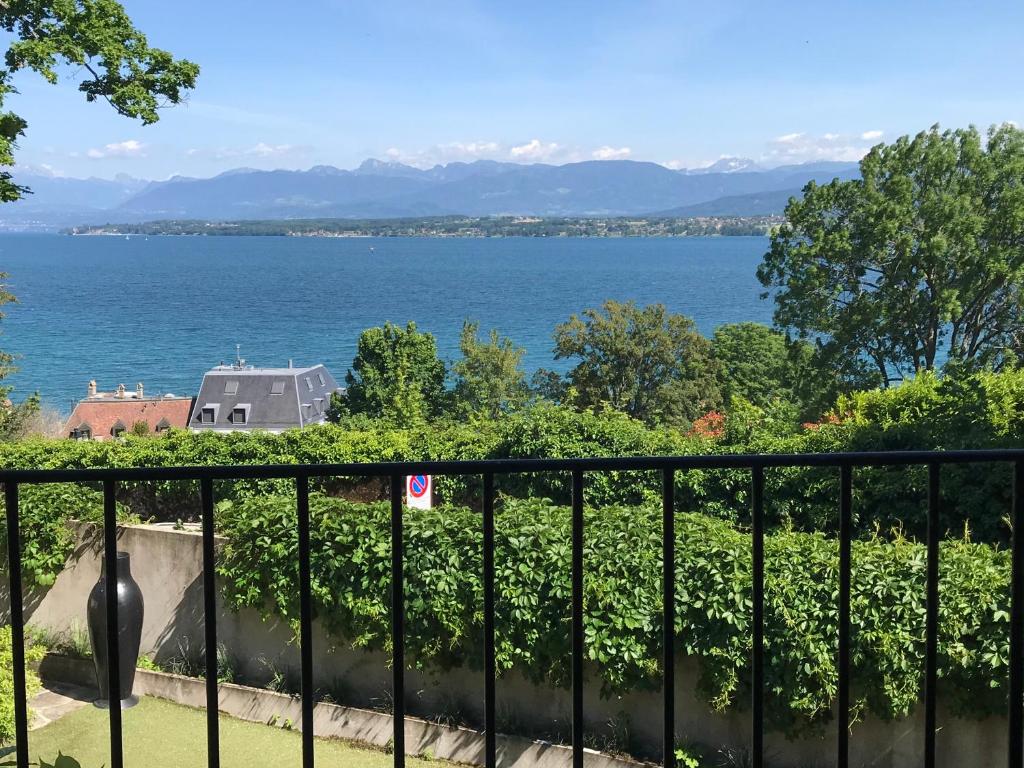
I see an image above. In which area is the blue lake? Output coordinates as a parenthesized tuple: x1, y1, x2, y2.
(0, 234, 773, 412)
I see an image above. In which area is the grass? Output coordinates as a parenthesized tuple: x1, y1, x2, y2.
(3, 697, 455, 768)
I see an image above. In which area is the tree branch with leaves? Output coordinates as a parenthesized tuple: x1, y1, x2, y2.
(0, 0, 199, 200)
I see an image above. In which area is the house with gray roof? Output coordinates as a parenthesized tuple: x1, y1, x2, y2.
(190, 362, 343, 433)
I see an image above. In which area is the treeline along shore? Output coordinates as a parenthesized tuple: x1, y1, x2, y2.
(65, 214, 782, 238)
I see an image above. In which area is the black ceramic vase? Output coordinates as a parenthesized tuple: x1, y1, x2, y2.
(87, 551, 144, 709)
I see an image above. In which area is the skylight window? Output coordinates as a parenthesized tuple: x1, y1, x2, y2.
(224, 380, 239, 395)
(317, 373, 325, 386)
(305, 376, 313, 391)
(271, 380, 286, 395)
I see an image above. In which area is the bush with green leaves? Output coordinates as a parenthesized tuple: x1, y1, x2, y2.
(1, 365, 1023, 572)
(1, 625, 45, 746)
(0, 483, 135, 588)
(216, 493, 1014, 736)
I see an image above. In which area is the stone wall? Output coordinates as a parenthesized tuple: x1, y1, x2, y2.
(2, 523, 1009, 767)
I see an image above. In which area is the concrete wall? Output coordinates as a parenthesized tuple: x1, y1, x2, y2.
(2, 523, 1009, 768)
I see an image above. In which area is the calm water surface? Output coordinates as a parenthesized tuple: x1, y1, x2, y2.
(0, 234, 773, 412)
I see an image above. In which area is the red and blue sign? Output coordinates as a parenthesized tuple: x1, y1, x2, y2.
(409, 475, 429, 498)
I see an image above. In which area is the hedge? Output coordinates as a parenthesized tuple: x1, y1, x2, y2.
(0, 484, 134, 588)
(216, 494, 1013, 736)
(3, 368, 1024, 588)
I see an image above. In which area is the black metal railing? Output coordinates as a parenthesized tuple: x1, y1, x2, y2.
(4, 449, 1024, 768)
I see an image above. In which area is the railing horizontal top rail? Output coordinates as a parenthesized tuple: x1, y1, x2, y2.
(2, 448, 1024, 483)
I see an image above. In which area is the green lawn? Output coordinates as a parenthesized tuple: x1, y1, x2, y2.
(5, 697, 455, 768)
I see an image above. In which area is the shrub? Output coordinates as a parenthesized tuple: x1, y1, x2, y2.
(0, 484, 134, 587)
(1, 367, 1023, 551)
(0, 626, 45, 746)
(216, 494, 1015, 735)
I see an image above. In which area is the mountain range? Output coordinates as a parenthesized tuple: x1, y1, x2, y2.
(0, 158, 860, 230)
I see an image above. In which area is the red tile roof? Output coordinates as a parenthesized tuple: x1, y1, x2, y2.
(64, 397, 195, 440)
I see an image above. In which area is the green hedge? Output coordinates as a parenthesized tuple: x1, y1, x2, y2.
(0, 484, 134, 588)
(216, 494, 1013, 736)
(3, 368, 1024, 589)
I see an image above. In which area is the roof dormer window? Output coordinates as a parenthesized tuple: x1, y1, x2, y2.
(111, 420, 127, 438)
(198, 405, 218, 424)
(231, 404, 251, 425)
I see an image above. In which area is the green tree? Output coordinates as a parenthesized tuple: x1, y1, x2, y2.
(0, 273, 37, 439)
(710, 322, 796, 407)
(451, 320, 528, 419)
(339, 321, 446, 423)
(759, 124, 1024, 386)
(553, 300, 721, 425)
(0, 1, 199, 201)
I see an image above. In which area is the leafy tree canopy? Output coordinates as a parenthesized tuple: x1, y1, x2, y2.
(339, 321, 447, 424)
(710, 322, 797, 407)
(553, 300, 721, 425)
(0, 273, 37, 438)
(451, 320, 528, 419)
(759, 124, 1024, 386)
(0, 0, 200, 201)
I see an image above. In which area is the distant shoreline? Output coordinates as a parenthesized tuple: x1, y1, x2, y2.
(64, 214, 783, 239)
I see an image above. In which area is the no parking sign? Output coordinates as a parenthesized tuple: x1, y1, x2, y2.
(406, 474, 432, 509)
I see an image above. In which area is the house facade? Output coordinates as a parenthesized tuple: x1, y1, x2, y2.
(190, 363, 343, 433)
(64, 381, 195, 440)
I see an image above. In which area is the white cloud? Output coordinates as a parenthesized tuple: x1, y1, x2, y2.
(761, 130, 885, 165)
(217, 142, 298, 159)
(87, 140, 145, 159)
(382, 140, 504, 168)
(183, 143, 310, 161)
(592, 145, 632, 161)
(510, 138, 561, 161)
(385, 138, 575, 167)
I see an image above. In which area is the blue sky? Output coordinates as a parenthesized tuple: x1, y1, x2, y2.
(9, 0, 1024, 180)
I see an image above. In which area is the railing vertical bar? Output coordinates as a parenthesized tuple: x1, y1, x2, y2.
(200, 478, 220, 768)
(391, 473, 406, 768)
(838, 464, 852, 768)
(662, 469, 676, 768)
(103, 479, 124, 768)
(925, 462, 940, 768)
(1011, 461, 1024, 768)
(483, 472, 497, 768)
(571, 469, 585, 768)
(5, 482, 29, 768)
(751, 466, 764, 768)
(297, 474, 314, 768)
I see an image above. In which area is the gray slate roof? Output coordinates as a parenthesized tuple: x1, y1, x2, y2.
(191, 364, 342, 432)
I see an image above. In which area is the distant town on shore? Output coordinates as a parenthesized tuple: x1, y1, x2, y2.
(66, 214, 781, 238)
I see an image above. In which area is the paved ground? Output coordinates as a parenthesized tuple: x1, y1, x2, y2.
(29, 683, 95, 730)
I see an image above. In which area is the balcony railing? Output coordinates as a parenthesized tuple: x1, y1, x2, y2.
(4, 449, 1024, 768)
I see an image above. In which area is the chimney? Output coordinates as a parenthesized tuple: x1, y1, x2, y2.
(288, 359, 293, 369)
(116, 383, 126, 399)
(87, 380, 97, 398)
(136, 382, 144, 399)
